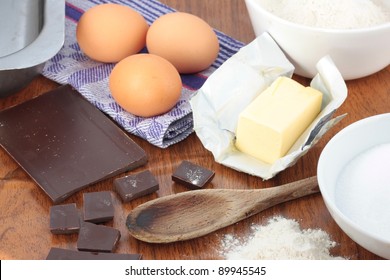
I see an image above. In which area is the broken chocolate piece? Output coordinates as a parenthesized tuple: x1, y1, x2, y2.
(49, 203, 80, 234)
(0, 85, 147, 203)
(114, 170, 159, 202)
(77, 222, 121, 253)
(172, 160, 215, 189)
(46, 247, 142, 260)
(83, 191, 114, 223)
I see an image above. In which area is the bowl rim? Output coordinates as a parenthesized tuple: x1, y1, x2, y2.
(0, 0, 65, 70)
(245, 0, 390, 34)
(318, 113, 390, 247)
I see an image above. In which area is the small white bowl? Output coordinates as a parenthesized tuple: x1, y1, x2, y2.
(318, 114, 390, 259)
(244, 0, 390, 80)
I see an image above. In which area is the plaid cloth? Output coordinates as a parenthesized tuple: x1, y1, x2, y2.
(42, 0, 244, 148)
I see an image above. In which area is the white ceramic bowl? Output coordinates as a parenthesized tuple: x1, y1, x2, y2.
(244, 0, 390, 80)
(318, 114, 390, 259)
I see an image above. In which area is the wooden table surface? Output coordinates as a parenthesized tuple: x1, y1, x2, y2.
(0, 0, 389, 260)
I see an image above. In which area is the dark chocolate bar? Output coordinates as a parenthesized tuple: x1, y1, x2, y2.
(172, 160, 215, 189)
(49, 203, 80, 234)
(114, 170, 159, 202)
(0, 85, 147, 203)
(83, 191, 114, 223)
(77, 222, 121, 253)
(46, 247, 142, 260)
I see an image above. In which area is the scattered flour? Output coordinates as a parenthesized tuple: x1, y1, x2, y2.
(220, 216, 344, 260)
(259, 0, 390, 29)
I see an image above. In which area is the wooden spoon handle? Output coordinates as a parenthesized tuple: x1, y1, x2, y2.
(240, 175, 319, 218)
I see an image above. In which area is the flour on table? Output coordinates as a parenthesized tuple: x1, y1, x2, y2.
(220, 216, 344, 260)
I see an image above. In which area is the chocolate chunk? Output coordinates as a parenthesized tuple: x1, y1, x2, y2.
(0, 85, 147, 203)
(172, 160, 215, 189)
(46, 247, 142, 260)
(49, 203, 80, 234)
(114, 170, 159, 202)
(77, 222, 121, 253)
(83, 191, 114, 223)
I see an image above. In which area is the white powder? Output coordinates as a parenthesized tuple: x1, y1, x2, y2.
(220, 216, 344, 260)
(336, 143, 390, 240)
(260, 0, 390, 29)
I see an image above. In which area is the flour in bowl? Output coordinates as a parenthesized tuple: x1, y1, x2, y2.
(220, 216, 344, 260)
(259, 0, 390, 29)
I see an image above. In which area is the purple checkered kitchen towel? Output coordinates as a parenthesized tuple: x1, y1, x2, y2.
(42, 0, 244, 148)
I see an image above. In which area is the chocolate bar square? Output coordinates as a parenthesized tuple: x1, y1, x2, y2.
(114, 170, 159, 202)
(49, 203, 80, 234)
(46, 247, 142, 260)
(0, 85, 147, 203)
(77, 222, 121, 253)
(83, 191, 114, 223)
(172, 160, 215, 189)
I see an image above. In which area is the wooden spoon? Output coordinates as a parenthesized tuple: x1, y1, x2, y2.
(126, 176, 319, 243)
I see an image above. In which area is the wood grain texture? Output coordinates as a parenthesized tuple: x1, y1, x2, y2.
(1, 0, 389, 260)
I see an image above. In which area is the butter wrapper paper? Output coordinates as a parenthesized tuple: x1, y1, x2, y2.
(190, 32, 348, 180)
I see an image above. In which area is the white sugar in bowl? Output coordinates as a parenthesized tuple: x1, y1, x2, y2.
(318, 114, 390, 259)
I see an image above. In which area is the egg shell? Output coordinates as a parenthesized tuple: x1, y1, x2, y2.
(146, 12, 220, 74)
(76, 3, 148, 63)
(109, 54, 182, 118)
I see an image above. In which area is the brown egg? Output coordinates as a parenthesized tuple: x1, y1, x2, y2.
(109, 54, 182, 118)
(146, 12, 220, 74)
(76, 3, 148, 63)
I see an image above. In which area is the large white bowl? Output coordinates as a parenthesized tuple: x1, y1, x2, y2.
(317, 114, 390, 259)
(244, 0, 390, 80)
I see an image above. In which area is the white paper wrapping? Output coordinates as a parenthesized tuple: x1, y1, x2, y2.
(190, 33, 348, 180)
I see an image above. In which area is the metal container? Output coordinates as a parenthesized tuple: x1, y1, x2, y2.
(0, 0, 65, 97)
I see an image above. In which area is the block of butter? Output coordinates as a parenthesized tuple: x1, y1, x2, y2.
(235, 76, 322, 164)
